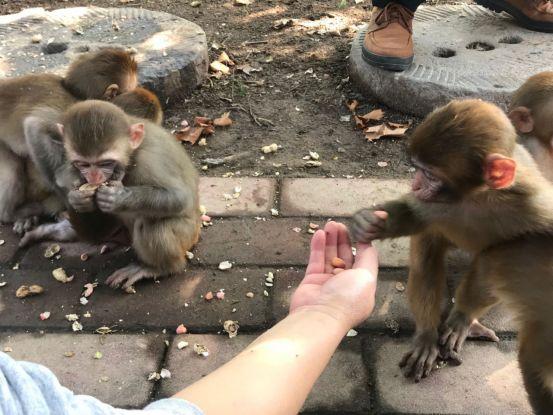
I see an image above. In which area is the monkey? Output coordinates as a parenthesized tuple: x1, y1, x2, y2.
(0, 48, 138, 232)
(509, 71, 553, 182)
(23, 100, 201, 290)
(350, 99, 553, 402)
(19, 87, 164, 247)
(112, 87, 163, 125)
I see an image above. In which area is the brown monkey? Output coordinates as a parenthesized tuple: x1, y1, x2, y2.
(112, 87, 163, 125)
(26, 100, 200, 289)
(351, 99, 553, 400)
(509, 71, 553, 182)
(20, 88, 164, 246)
(0, 48, 138, 232)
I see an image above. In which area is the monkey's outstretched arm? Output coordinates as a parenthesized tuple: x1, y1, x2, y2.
(96, 183, 193, 217)
(352, 197, 428, 243)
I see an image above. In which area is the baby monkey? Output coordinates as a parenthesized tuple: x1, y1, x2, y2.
(351, 100, 553, 412)
(509, 71, 553, 181)
(25, 101, 200, 289)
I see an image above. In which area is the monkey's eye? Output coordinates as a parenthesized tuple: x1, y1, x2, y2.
(73, 161, 90, 169)
(97, 160, 116, 169)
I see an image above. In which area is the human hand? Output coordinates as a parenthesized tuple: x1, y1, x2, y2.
(289, 221, 378, 330)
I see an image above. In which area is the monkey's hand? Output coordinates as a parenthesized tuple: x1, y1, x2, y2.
(351, 209, 389, 243)
(440, 311, 499, 364)
(96, 181, 131, 213)
(68, 188, 96, 213)
(399, 329, 441, 382)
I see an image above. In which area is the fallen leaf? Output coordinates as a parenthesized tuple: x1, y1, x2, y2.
(210, 60, 230, 75)
(174, 127, 203, 145)
(273, 18, 295, 30)
(205, 291, 214, 301)
(194, 116, 212, 127)
(387, 121, 410, 128)
(360, 109, 385, 122)
(213, 112, 233, 127)
(52, 268, 74, 283)
(235, 64, 262, 76)
(346, 100, 359, 112)
(218, 51, 235, 66)
(364, 124, 408, 142)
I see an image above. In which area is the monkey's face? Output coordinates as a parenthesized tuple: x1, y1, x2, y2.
(72, 158, 119, 185)
(410, 158, 459, 203)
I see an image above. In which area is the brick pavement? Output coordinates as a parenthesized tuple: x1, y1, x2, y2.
(0, 177, 530, 414)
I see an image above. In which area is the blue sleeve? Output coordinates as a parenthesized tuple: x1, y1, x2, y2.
(0, 352, 203, 415)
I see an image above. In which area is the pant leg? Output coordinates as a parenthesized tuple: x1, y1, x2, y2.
(372, 0, 425, 13)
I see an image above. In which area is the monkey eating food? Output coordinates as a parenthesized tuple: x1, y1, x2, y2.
(24, 100, 201, 290)
(0, 48, 138, 233)
(351, 99, 553, 412)
(509, 71, 553, 182)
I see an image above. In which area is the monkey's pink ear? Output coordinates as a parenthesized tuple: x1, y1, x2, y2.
(508, 106, 534, 134)
(129, 123, 145, 149)
(484, 154, 516, 189)
(56, 123, 64, 136)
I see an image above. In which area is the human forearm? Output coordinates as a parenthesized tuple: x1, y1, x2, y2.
(174, 306, 349, 415)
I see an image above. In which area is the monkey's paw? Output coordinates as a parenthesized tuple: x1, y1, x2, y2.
(105, 263, 159, 291)
(440, 313, 499, 365)
(12, 216, 39, 236)
(350, 209, 389, 243)
(399, 330, 441, 382)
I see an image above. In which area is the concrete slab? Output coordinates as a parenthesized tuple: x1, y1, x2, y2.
(0, 332, 166, 408)
(160, 335, 370, 413)
(0, 7, 208, 104)
(369, 337, 532, 414)
(349, 5, 553, 117)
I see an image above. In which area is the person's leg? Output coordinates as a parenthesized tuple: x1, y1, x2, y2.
(475, 0, 553, 32)
(362, 1, 423, 72)
(373, 0, 424, 13)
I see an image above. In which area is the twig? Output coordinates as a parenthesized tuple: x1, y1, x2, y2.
(243, 40, 269, 45)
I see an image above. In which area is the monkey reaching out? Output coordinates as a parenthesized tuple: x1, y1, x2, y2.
(509, 71, 553, 181)
(351, 100, 553, 412)
(25, 100, 200, 289)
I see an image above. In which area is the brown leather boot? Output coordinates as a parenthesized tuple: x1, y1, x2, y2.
(476, 0, 553, 32)
(362, 3, 415, 72)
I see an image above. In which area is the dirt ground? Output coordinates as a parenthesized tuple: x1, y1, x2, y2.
(0, 0, 424, 178)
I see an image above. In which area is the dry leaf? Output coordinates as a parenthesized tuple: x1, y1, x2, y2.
(387, 121, 410, 128)
(175, 127, 203, 145)
(213, 112, 233, 127)
(346, 100, 359, 112)
(361, 109, 385, 122)
(218, 51, 234, 66)
(235, 64, 262, 76)
(354, 115, 366, 129)
(209, 60, 230, 75)
(273, 18, 295, 30)
(194, 116, 212, 127)
(364, 123, 408, 142)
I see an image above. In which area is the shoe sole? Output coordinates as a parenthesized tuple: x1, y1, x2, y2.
(475, 0, 553, 32)
(361, 45, 413, 72)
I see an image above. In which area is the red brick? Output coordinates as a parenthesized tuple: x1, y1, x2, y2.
(1, 332, 165, 408)
(281, 178, 410, 217)
(199, 177, 276, 217)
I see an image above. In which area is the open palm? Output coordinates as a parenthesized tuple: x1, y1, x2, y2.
(290, 221, 379, 329)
